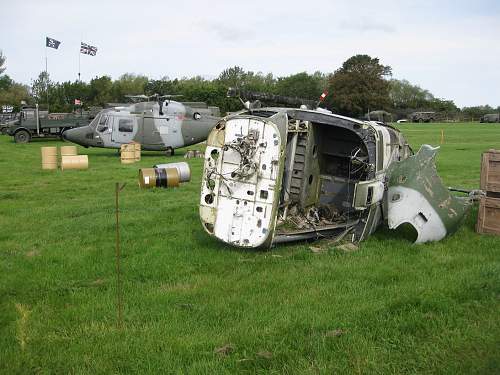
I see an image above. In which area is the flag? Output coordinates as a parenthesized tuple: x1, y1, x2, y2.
(318, 90, 328, 102)
(74, 99, 82, 105)
(80, 42, 97, 56)
(46, 37, 61, 49)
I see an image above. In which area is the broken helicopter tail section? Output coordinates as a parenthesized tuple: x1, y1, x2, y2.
(386, 144, 471, 243)
(199, 92, 471, 248)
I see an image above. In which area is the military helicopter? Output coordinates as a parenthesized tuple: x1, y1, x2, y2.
(63, 95, 220, 155)
(199, 89, 473, 248)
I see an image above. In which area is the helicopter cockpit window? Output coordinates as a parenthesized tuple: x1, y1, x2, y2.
(118, 118, 134, 133)
(96, 115, 109, 132)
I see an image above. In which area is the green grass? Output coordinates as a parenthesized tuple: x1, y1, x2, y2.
(0, 123, 499, 374)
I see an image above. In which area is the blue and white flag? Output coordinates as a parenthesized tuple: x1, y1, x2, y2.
(46, 37, 61, 49)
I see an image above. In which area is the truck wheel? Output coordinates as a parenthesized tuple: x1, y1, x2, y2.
(418, 118, 424, 123)
(165, 147, 174, 156)
(14, 130, 31, 143)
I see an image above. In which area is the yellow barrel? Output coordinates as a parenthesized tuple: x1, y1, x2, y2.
(133, 142, 141, 161)
(41, 146, 58, 170)
(138, 167, 179, 188)
(163, 168, 180, 187)
(121, 150, 136, 164)
(120, 144, 136, 164)
(61, 155, 89, 170)
(138, 168, 157, 188)
(60, 145, 77, 157)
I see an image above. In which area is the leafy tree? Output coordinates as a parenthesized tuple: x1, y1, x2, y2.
(0, 75, 13, 91)
(0, 82, 31, 111)
(60, 80, 91, 106)
(145, 77, 179, 96)
(0, 50, 6, 75)
(89, 75, 113, 106)
(217, 66, 247, 88)
(216, 66, 275, 93)
(326, 55, 392, 117)
(112, 73, 148, 101)
(275, 71, 327, 99)
(461, 105, 496, 120)
(428, 98, 458, 113)
(31, 71, 53, 110)
(19, 62, 487, 120)
(389, 79, 434, 110)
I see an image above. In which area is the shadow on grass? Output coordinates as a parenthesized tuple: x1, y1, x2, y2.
(190, 227, 277, 255)
(87, 150, 194, 158)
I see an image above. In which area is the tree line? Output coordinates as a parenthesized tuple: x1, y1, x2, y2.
(0, 51, 498, 120)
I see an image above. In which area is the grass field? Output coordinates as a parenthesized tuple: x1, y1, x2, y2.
(0, 123, 499, 374)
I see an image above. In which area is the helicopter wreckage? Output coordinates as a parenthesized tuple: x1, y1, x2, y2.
(199, 91, 472, 248)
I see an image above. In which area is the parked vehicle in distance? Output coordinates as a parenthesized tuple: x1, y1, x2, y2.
(366, 110, 393, 123)
(6, 105, 92, 143)
(0, 113, 20, 134)
(409, 111, 436, 123)
(480, 113, 500, 123)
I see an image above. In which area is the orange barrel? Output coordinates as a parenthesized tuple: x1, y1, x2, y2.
(61, 155, 88, 170)
(138, 168, 179, 188)
(41, 146, 58, 170)
(153, 162, 191, 182)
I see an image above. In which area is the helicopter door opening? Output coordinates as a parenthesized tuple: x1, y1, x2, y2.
(111, 116, 137, 144)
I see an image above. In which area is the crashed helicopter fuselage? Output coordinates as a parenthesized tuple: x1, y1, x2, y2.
(199, 107, 470, 248)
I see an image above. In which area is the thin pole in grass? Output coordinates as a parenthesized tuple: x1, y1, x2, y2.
(115, 182, 126, 329)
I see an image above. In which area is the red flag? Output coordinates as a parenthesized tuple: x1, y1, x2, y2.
(74, 99, 81, 105)
(319, 91, 328, 102)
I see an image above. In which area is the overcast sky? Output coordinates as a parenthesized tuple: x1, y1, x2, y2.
(1, 0, 499, 107)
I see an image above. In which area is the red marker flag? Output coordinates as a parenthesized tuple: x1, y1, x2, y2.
(319, 91, 328, 102)
(74, 99, 81, 105)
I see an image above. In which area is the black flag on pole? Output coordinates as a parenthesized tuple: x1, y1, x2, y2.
(80, 42, 97, 56)
(46, 37, 61, 49)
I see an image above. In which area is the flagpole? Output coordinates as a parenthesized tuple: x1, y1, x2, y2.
(45, 43, 49, 112)
(78, 35, 81, 81)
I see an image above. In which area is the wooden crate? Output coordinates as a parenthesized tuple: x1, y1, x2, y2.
(477, 196, 500, 235)
(480, 149, 500, 193)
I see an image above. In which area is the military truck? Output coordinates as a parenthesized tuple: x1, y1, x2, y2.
(0, 113, 19, 135)
(480, 113, 500, 123)
(409, 111, 436, 123)
(366, 110, 393, 123)
(6, 105, 92, 143)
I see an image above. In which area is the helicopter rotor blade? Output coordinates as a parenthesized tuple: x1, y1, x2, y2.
(158, 94, 183, 99)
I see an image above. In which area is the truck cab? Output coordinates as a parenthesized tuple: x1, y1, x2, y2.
(7, 105, 91, 143)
